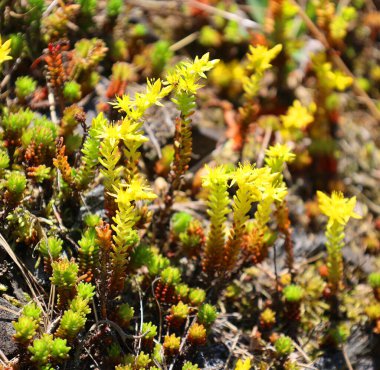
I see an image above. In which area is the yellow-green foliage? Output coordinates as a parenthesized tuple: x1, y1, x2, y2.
(164, 53, 218, 190)
(13, 316, 39, 345)
(75, 113, 107, 189)
(112, 79, 171, 179)
(201, 145, 294, 274)
(242, 44, 282, 99)
(56, 309, 87, 340)
(28, 334, 70, 365)
(202, 165, 230, 273)
(222, 164, 277, 271)
(317, 191, 361, 292)
(98, 123, 122, 193)
(110, 178, 156, 293)
(39, 236, 63, 261)
(50, 259, 78, 289)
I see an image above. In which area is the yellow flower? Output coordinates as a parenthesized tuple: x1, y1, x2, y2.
(113, 178, 157, 204)
(313, 56, 352, 91)
(333, 71, 353, 91)
(112, 95, 131, 113)
(246, 44, 282, 73)
(0, 36, 12, 65)
(183, 53, 219, 78)
(265, 143, 295, 173)
(317, 191, 361, 226)
(166, 53, 219, 95)
(262, 183, 288, 203)
(242, 44, 282, 99)
(232, 164, 275, 202)
(97, 123, 121, 146)
(234, 358, 251, 370)
(202, 163, 231, 184)
(281, 100, 314, 130)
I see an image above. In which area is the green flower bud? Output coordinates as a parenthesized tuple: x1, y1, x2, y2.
(69, 296, 91, 316)
(368, 272, 380, 289)
(9, 33, 24, 58)
(151, 40, 173, 74)
(197, 304, 217, 327)
(171, 212, 193, 236)
(132, 24, 148, 37)
(50, 259, 78, 288)
(63, 81, 82, 103)
(6, 171, 27, 195)
(22, 302, 42, 321)
(51, 337, 71, 361)
(15, 76, 37, 100)
(116, 303, 135, 327)
(275, 336, 294, 357)
(283, 284, 303, 302)
(0, 149, 10, 170)
(56, 310, 86, 339)
(13, 316, 38, 344)
(147, 254, 169, 276)
(188, 288, 206, 306)
(182, 361, 199, 370)
(39, 236, 63, 260)
(134, 351, 151, 369)
(76, 282, 95, 300)
(175, 283, 189, 299)
(28, 334, 53, 364)
(83, 213, 101, 227)
(141, 322, 157, 340)
(106, 0, 122, 17)
(160, 267, 181, 286)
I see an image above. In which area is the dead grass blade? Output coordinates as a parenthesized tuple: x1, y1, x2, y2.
(0, 232, 47, 315)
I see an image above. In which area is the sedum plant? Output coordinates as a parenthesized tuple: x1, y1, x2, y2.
(368, 272, 380, 301)
(274, 335, 294, 358)
(13, 316, 39, 346)
(63, 81, 82, 102)
(15, 76, 37, 100)
(156, 54, 218, 234)
(163, 333, 181, 356)
(197, 304, 217, 327)
(28, 334, 71, 366)
(50, 258, 79, 307)
(0, 8, 374, 366)
(200, 149, 292, 278)
(317, 191, 361, 296)
(201, 165, 230, 275)
(167, 301, 190, 328)
(38, 236, 63, 272)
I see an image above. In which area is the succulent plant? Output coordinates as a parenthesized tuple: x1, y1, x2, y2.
(115, 303, 135, 328)
(197, 304, 217, 327)
(15, 76, 37, 100)
(63, 81, 82, 102)
(188, 323, 207, 346)
(275, 336, 294, 357)
(163, 333, 181, 355)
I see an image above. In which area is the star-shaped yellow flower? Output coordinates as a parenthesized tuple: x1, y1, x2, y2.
(0, 36, 12, 65)
(281, 100, 314, 130)
(317, 191, 361, 226)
